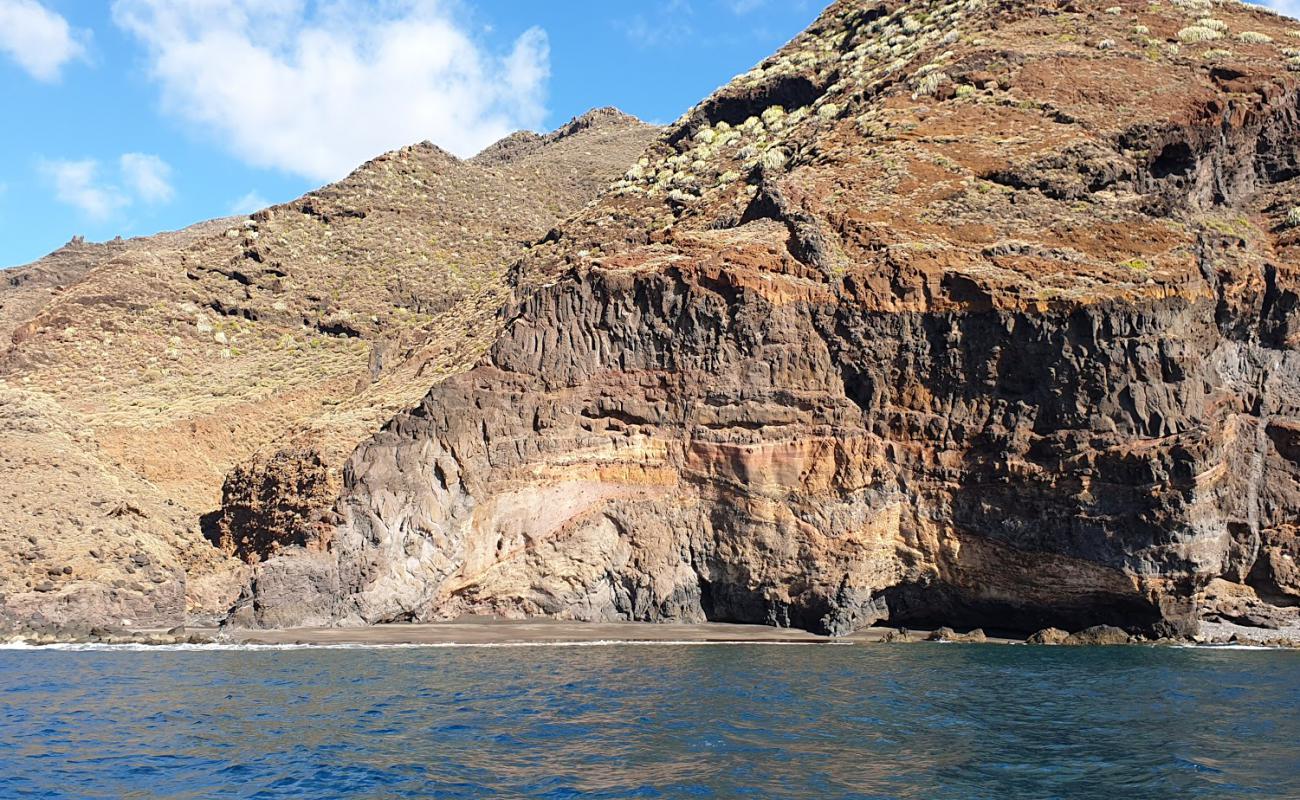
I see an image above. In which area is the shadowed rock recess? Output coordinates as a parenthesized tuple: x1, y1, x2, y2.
(228, 0, 1300, 638)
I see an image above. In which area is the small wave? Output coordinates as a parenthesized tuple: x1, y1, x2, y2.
(1170, 643, 1279, 651)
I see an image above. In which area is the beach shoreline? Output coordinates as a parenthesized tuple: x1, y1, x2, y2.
(5, 617, 1299, 648)
(222, 619, 988, 647)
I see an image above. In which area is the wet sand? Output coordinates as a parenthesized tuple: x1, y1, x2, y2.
(217, 618, 1020, 646)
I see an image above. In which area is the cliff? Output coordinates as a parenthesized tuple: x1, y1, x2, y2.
(230, 0, 1300, 641)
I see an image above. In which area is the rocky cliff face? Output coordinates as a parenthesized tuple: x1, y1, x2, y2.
(0, 110, 657, 629)
(230, 0, 1300, 640)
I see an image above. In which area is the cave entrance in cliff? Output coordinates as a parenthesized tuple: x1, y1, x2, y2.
(873, 582, 1169, 638)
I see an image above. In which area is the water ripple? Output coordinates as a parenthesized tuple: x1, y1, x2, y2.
(0, 645, 1298, 798)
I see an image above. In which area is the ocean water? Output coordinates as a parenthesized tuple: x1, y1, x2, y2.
(1, 643, 1298, 799)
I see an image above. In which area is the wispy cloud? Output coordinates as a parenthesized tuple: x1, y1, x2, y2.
(622, 0, 696, 48)
(111, 0, 552, 182)
(0, 0, 88, 81)
(40, 153, 176, 219)
(120, 153, 174, 204)
(229, 190, 269, 216)
(39, 159, 129, 220)
(620, 0, 814, 48)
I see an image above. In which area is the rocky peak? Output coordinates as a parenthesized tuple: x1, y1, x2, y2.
(553, 106, 643, 138)
(472, 131, 547, 167)
(473, 107, 650, 168)
(524, 0, 1300, 298)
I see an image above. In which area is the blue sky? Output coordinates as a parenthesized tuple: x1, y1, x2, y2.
(1, 0, 1294, 269)
(0, 0, 824, 268)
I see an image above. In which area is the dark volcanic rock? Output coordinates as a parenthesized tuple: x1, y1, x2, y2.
(214, 446, 337, 563)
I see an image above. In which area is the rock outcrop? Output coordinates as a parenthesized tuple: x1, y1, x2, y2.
(230, 0, 1300, 641)
(214, 446, 337, 563)
(1063, 625, 1132, 646)
(926, 626, 987, 642)
(1027, 627, 1071, 645)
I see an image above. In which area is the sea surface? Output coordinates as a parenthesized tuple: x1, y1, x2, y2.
(1, 642, 1298, 799)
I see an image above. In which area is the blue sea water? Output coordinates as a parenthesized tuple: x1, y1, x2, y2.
(1, 642, 1298, 799)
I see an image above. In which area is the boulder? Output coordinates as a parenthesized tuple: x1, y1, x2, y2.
(927, 627, 988, 643)
(1064, 625, 1131, 646)
(1027, 628, 1071, 645)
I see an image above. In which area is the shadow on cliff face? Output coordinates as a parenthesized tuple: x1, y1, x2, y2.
(804, 296, 1227, 637)
(872, 582, 1166, 637)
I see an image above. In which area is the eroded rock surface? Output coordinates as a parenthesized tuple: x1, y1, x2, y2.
(214, 446, 337, 563)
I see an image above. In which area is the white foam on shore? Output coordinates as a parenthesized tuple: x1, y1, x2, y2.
(1171, 643, 1280, 651)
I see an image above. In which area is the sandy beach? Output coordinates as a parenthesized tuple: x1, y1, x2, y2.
(215, 618, 1019, 646)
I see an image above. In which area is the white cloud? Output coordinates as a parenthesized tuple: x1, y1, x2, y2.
(40, 153, 176, 219)
(229, 190, 269, 216)
(39, 159, 129, 220)
(0, 0, 87, 81)
(111, 0, 551, 182)
(623, 1, 695, 48)
(120, 152, 174, 204)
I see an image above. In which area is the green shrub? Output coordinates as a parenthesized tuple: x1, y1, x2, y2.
(1179, 25, 1222, 42)
(760, 147, 789, 170)
(760, 106, 786, 127)
(915, 71, 949, 97)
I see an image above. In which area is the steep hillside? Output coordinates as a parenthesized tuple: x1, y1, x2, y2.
(235, 0, 1300, 643)
(0, 109, 658, 628)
